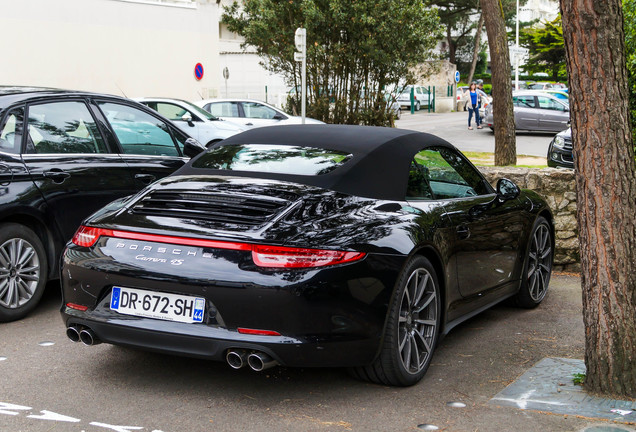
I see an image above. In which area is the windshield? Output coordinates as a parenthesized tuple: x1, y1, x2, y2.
(181, 100, 219, 121)
(192, 144, 352, 176)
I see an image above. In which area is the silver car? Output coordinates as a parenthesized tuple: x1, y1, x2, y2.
(484, 91, 569, 132)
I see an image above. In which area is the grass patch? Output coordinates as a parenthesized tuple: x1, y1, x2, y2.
(462, 151, 548, 168)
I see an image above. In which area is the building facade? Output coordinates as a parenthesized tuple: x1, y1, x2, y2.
(1, 0, 221, 100)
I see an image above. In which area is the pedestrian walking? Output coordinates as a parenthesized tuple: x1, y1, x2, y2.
(466, 82, 482, 130)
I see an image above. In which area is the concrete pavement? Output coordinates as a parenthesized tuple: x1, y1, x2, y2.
(395, 110, 557, 158)
(3, 274, 628, 432)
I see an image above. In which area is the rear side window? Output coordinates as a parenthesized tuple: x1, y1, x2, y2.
(206, 102, 239, 118)
(0, 107, 24, 154)
(192, 144, 352, 175)
(98, 102, 180, 157)
(26, 101, 108, 154)
(537, 96, 567, 111)
(513, 95, 536, 108)
(407, 147, 490, 200)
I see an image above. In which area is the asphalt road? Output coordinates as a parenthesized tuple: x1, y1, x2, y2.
(0, 275, 596, 432)
(395, 111, 557, 158)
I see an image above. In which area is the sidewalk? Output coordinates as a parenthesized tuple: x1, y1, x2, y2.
(411, 273, 635, 432)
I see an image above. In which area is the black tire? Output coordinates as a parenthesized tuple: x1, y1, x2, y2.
(0, 223, 48, 322)
(350, 256, 440, 386)
(396, 109, 401, 120)
(513, 216, 553, 308)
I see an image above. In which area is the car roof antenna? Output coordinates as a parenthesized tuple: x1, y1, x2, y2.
(114, 83, 128, 98)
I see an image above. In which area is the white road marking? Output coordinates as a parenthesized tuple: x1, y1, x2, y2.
(0, 402, 31, 416)
(89, 421, 144, 432)
(28, 410, 81, 422)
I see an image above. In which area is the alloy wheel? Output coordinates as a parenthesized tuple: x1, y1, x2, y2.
(0, 238, 41, 309)
(527, 224, 552, 302)
(398, 268, 438, 374)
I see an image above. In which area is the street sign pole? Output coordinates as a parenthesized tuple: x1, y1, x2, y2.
(294, 28, 307, 124)
(223, 67, 229, 97)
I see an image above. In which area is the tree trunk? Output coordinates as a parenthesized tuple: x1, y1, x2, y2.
(561, 0, 636, 398)
(480, 0, 516, 165)
(447, 25, 457, 64)
(467, 12, 484, 85)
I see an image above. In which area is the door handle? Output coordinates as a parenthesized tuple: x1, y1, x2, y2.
(245, 122, 253, 126)
(43, 169, 71, 183)
(134, 173, 156, 184)
(456, 225, 470, 240)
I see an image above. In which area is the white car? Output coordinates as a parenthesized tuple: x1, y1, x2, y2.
(136, 98, 245, 147)
(193, 98, 324, 128)
(396, 85, 431, 111)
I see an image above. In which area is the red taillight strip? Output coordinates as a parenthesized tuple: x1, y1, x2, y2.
(72, 225, 366, 268)
(238, 327, 281, 336)
(110, 229, 251, 251)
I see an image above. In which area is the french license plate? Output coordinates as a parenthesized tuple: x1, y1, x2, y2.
(110, 286, 205, 323)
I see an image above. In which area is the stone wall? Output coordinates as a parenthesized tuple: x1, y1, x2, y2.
(478, 167, 580, 272)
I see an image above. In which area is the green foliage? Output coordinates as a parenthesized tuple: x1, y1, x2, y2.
(519, 15, 566, 81)
(223, 0, 442, 126)
(572, 373, 586, 385)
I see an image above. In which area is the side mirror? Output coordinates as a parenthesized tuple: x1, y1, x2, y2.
(183, 137, 206, 158)
(496, 178, 520, 202)
(182, 113, 194, 126)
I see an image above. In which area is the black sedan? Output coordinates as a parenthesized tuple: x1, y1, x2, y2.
(61, 125, 554, 386)
(547, 128, 574, 168)
(0, 86, 205, 321)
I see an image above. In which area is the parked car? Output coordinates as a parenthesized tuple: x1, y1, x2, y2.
(528, 82, 555, 90)
(61, 124, 553, 387)
(547, 127, 573, 168)
(136, 98, 245, 147)
(193, 98, 323, 128)
(0, 86, 205, 321)
(511, 80, 530, 90)
(484, 91, 570, 132)
(528, 89, 569, 102)
(456, 86, 470, 111)
(397, 85, 431, 111)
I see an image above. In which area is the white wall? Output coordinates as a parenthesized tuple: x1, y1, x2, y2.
(0, 0, 220, 101)
(217, 0, 289, 107)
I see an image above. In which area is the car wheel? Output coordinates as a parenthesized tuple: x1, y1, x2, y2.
(0, 223, 48, 322)
(396, 109, 401, 120)
(350, 255, 440, 386)
(415, 101, 421, 111)
(514, 216, 552, 308)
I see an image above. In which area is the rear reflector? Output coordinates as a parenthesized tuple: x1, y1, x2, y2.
(72, 225, 366, 268)
(66, 303, 89, 311)
(238, 327, 281, 336)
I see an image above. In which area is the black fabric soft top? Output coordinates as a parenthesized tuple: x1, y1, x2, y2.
(175, 124, 457, 201)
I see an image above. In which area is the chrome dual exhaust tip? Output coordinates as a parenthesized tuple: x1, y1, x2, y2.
(226, 349, 279, 371)
(247, 352, 278, 371)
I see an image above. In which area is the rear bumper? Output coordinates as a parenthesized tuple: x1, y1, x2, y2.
(60, 240, 406, 367)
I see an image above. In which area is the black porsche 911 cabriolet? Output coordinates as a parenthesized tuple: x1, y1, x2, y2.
(61, 124, 553, 386)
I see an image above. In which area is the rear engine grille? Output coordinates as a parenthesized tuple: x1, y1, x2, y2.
(131, 191, 294, 227)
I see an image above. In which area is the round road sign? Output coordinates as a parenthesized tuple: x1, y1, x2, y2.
(194, 63, 204, 81)
(455, 71, 461, 83)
